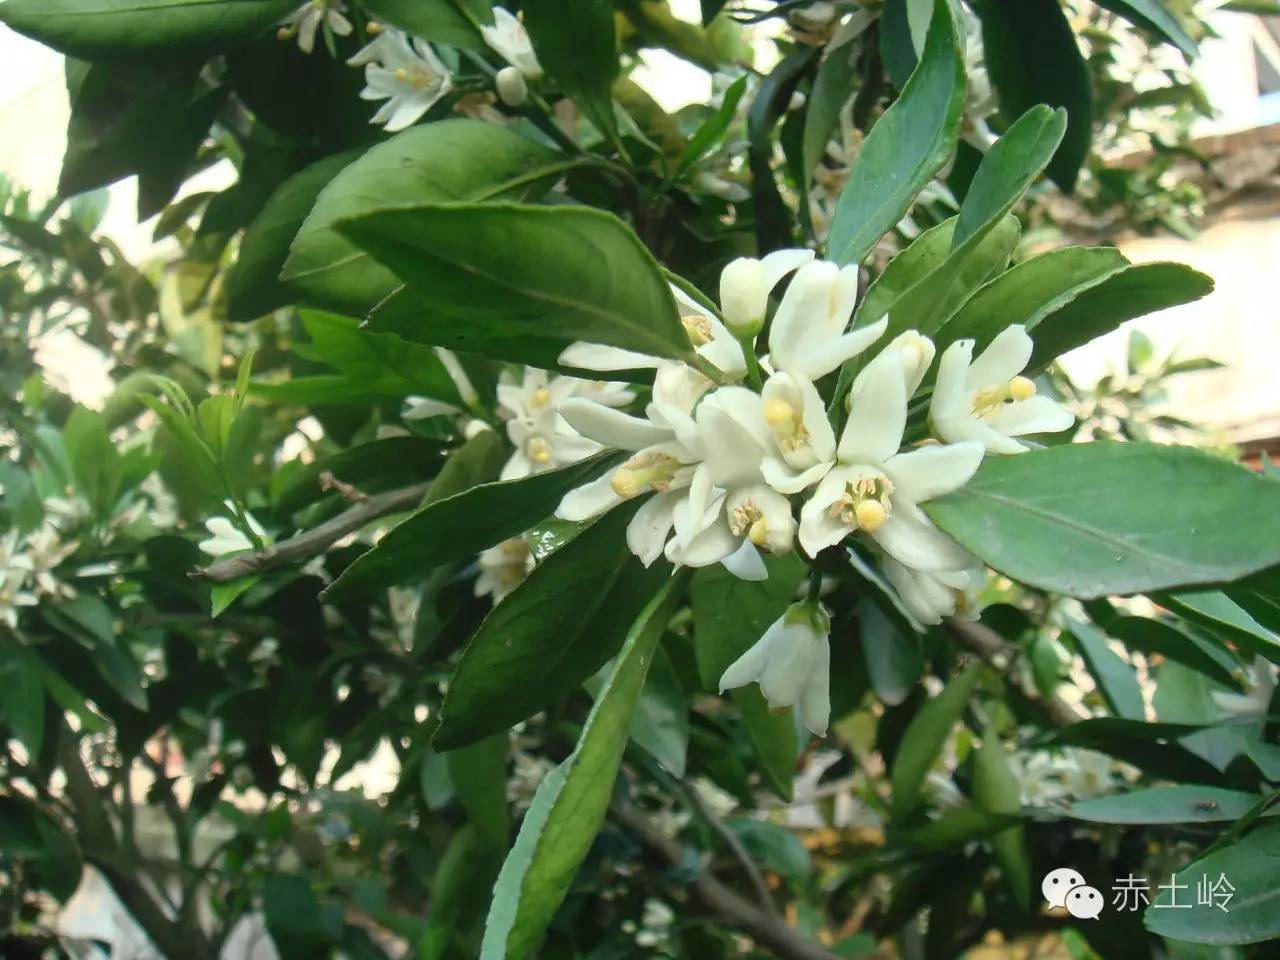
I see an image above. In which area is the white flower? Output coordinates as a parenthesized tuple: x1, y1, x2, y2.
(0, 531, 37, 629)
(475, 538, 535, 603)
(497, 369, 631, 481)
(494, 66, 528, 107)
(25, 523, 78, 599)
(881, 557, 982, 626)
(199, 509, 268, 558)
(349, 29, 452, 132)
(280, 0, 353, 54)
(718, 248, 813, 336)
(479, 8, 543, 80)
(692, 171, 750, 203)
(1212, 656, 1278, 720)
(720, 602, 832, 736)
(1009, 747, 1121, 806)
(799, 348, 983, 570)
(930, 325, 1074, 454)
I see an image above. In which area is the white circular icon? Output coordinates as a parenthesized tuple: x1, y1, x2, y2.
(1065, 884, 1104, 920)
(1042, 867, 1087, 908)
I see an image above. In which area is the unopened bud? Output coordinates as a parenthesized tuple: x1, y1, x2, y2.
(719, 257, 768, 337)
(495, 66, 529, 107)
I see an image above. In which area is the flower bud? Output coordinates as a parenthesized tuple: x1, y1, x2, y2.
(719, 257, 768, 337)
(495, 65, 528, 107)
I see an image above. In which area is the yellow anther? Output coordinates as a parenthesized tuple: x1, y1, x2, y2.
(499, 539, 529, 560)
(367, 20, 384, 34)
(277, 25, 293, 40)
(764, 396, 795, 432)
(531, 387, 551, 409)
(748, 517, 769, 547)
(855, 500, 887, 532)
(394, 67, 410, 82)
(610, 452, 681, 499)
(527, 436, 552, 465)
(1009, 376, 1036, 402)
(680, 313, 713, 347)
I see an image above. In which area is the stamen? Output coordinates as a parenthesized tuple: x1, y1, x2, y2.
(763, 396, 809, 451)
(829, 475, 893, 532)
(367, 20, 384, 34)
(974, 376, 1037, 416)
(527, 436, 552, 465)
(680, 313, 713, 347)
(1009, 376, 1036, 402)
(610, 452, 681, 498)
(531, 387, 551, 409)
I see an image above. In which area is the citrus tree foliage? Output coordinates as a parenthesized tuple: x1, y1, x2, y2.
(2, 2, 1279, 959)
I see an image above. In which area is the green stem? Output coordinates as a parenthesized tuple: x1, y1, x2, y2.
(738, 335, 764, 392)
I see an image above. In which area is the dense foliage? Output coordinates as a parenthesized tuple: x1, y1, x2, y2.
(1, 2, 1278, 959)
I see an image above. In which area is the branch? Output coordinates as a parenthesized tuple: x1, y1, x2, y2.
(945, 617, 1083, 728)
(611, 798, 843, 960)
(682, 781, 781, 921)
(197, 482, 430, 583)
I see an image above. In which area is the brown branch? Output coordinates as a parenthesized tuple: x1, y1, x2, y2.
(682, 780, 782, 921)
(319, 470, 368, 502)
(945, 617, 1083, 728)
(197, 482, 430, 583)
(611, 798, 843, 960)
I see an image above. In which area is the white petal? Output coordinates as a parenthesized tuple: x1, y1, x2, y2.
(559, 398, 671, 451)
(933, 413, 1028, 455)
(759, 248, 816, 292)
(872, 502, 973, 572)
(673, 463, 717, 547)
(791, 317, 887, 381)
(666, 515, 739, 567)
(501, 452, 532, 481)
(697, 333, 747, 380)
(838, 348, 906, 465)
(758, 621, 818, 708)
(882, 557, 954, 626)
(761, 457, 833, 495)
(884, 442, 985, 503)
(966, 325, 1033, 390)
(697, 389, 770, 488)
(931, 339, 974, 421)
(768, 261, 838, 374)
(799, 470, 854, 555)
(627, 492, 678, 566)
(559, 341, 661, 371)
(557, 474, 620, 521)
(984, 395, 1075, 437)
(796, 638, 831, 736)
(719, 631, 775, 692)
(794, 374, 837, 461)
(384, 94, 432, 132)
(721, 540, 768, 581)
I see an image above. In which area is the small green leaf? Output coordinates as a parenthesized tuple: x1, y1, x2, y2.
(1067, 617, 1145, 720)
(1069, 786, 1272, 825)
(1097, 0, 1197, 59)
(828, 0, 964, 266)
(434, 499, 674, 751)
(338, 204, 692, 366)
(524, 0, 621, 147)
(926, 443, 1280, 599)
(323, 455, 612, 600)
(362, 0, 484, 49)
(1159, 591, 1280, 663)
(1144, 821, 1280, 945)
(973, 726, 1031, 911)
(63, 406, 122, 519)
(0, 644, 46, 756)
(479, 573, 686, 960)
(677, 75, 748, 175)
(891, 662, 985, 820)
(211, 574, 259, 617)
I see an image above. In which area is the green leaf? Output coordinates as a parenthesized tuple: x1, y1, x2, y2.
(44, 596, 148, 712)
(0, 0, 295, 58)
(1027, 262, 1214, 371)
(272, 436, 445, 517)
(726, 819, 811, 884)
(337, 203, 694, 365)
(63, 406, 122, 519)
(1069, 786, 1274, 824)
(925, 443, 1280, 599)
(0, 795, 83, 902)
(211, 574, 259, 617)
(434, 499, 674, 751)
(973, 727, 1031, 911)
(828, 0, 964, 266)
(225, 152, 359, 323)
(447, 734, 510, 851)
(677, 75, 748, 175)
(264, 874, 344, 958)
(323, 455, 612, 600)
(479, 574, 685, 960)
(691, 555, 808, 800)
(891, 662, 985, 820)
(860, 600, 923, 706)
(524, 0, 621, 147)
(1066, 618, 1145, 720)
(1144, 821, 1280, 945)
(938, 246, 1130, 347)
(1106, 615, 1239, 689)
(362, 0, 484, 49)
(0, 644, 46, 756)
(1159, 591, 1280, 663)
(1097, 0, 1198, 59)
(974, 0, 1092, 192)
(629, 644, 689, 777)
(282, 120, 566, 313)
(802, 40, 859, 181)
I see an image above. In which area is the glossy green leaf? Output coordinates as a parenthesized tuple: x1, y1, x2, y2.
(282, 121, 566, 312)
(1027, 262, 1214, 371)
(926, 443, 1280, 599)
(63, 406, 122, 519)
(480, 574, 685, 960)
(975, 0, 1092, 191)
(828, 0, 964, 266)
(0, 0, 295, 58)
(271, 436, 444, 517)
(677, 75, 748, 175)
(802, 39, 859, 179)
(1106, 615, 1239, 688)
(973, 727, 1031, 911)
(0, 644, 45, 756)
(1145, 821, 1280, 945)
(434, 499, 673, 750)
(891, 662, 984, 820)
(691, 555, 808, 800)
(362, 0, 483, 49)
(1097, 0, 1197, 59)
(630, 645, 689, 777)
(225, 152, 359, 323)
(938, 246, 1130, 347)
(447, 734, 510, 851)
(1069, 786, 1273, 824)
(524, 0, 621, 147)
(338, 203, 694, 365)
(324, 455, 612, 600)
(1067, 618, 1145, 720)
(1159, 591, 1280, 663)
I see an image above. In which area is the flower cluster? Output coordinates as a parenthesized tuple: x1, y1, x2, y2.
(1, 522, 78, 629)
(548, 251, 1073, 734)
